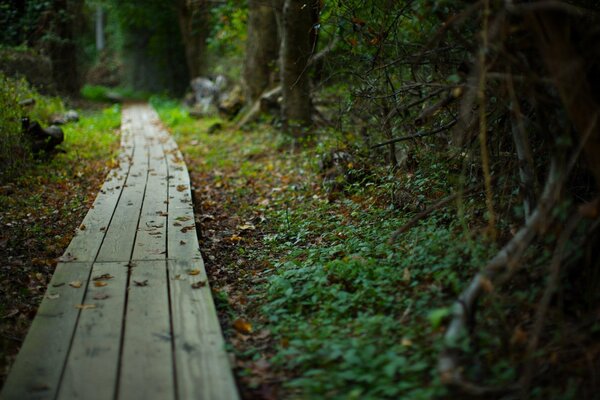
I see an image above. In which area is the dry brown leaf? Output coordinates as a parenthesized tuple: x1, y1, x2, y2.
(69, 280, 82, 288)
(187, 269, 200, 276)
(94, 281, 108, 287)
(75, 304, 96, 310)
(233, 318, 253, 334)
(93, 273, 113, 281)
(93, 293, 109, 300)
(46, 293, 60, 300)
(134, 280, 149, 287)
(191, 280, 206, 289)
(176, 184, 188, 192)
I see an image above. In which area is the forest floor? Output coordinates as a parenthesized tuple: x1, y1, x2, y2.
(0, 105, 120, 384)
(1, 99, 596, 399)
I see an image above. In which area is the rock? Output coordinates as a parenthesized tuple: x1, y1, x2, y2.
(22, 117, 64, 154)
(189, 75, 228, 115)
(64, 110, 79, 123)
(218, 85, 244, 117)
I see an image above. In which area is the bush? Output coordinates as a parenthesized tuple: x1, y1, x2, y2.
(0, 72, 66, 183)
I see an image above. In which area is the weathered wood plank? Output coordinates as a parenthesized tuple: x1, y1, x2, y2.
(118, 260, 175, 400)
(0, 263, 92, 400)
(168, 259, 239, 400)
(57, 262, 128, 400)
(96, 119, 148, 262)
(165, 137, 202, 260)
(62, 115, 135, 262)
(132, 128, 168, 261)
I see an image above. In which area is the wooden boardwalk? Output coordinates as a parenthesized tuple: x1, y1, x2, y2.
(1, 104, 239, 400)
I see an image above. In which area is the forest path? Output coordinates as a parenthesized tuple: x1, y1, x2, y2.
(1, 104, 239, 400)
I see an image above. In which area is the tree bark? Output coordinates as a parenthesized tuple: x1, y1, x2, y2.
(280, 0, 319, 133)
(176, 0, 210, 78)
(244, 0, 280, 103)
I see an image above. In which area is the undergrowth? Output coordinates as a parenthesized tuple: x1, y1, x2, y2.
(153, 99, 507, 399)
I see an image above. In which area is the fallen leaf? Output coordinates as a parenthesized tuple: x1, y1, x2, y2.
(69, 280, 82, 288)
(187, 269, 201, 276)
(179, 240, 186, 245)
(181, 225, 195, 233)
(191, 280, 206, 289)
(52, 282, 65, 288)
(93, 273, 113, 281)
(75, 304, 96, 310)
(176, 184, 187, 192)
(229, 234, 242, 242)
(93, 293, 109, 300)
(237, 223, 256, 231)
(233, 318, 253, 334)
(79, 224, 86, 231)
(134, 280, 148, 287)
(401, 337, 413, 347)
(47, 293, 60, 300)
(94, 281, 108, 287)
(176, 216, 192, 222)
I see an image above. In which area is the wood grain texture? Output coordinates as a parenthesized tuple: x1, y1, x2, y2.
(57, 262, 128, 400)
(0, 263, 92, 400)
(118, 260, 175, 400)
(96, 108, 148, 262)
(132, 123, 168, 261)
(168, 259, 239, 400)
(62, 118, 134, 263)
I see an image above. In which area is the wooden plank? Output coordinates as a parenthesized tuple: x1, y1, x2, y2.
(168, 259, 240, 400)
(57, 262, 128, 400)
(118, 260, 175, 400)
(165, 139, 202, 260)
(132, 126, 168, 261)
(62, 114, 135, 262)
(0, 263, 92, 400)
(96, 119, 148, 262)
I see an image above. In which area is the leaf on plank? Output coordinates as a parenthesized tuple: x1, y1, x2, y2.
(93, 273, 114, 281)
(191, 280, 206, 289)
(94, 281, 108, 287)
(69, 280, 82, 288)
(75, 304, 96, 310)
(134, 280, 148, 287)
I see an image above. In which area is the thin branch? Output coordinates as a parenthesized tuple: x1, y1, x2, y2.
(371, 120, 457, 149)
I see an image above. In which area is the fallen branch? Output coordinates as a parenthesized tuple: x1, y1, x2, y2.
(520, 212, 581, 396)
(371, 120, 457, 149)
(438, 159, 564, 394)
(389, 184, 478, 243)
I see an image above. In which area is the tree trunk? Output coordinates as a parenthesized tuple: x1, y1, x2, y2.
(95, 6, 105, 52)
(46, 0, 83, 95)
(176, 0, 210, 78)
(243, 0, 279, 103)
(280, 0, 319, 133)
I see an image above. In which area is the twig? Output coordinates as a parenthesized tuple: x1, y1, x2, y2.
(520, 212, 582, 396)
(371, 120, 457, 149)
(438, 159, 565, 393)
(389, 185, 479, 243)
